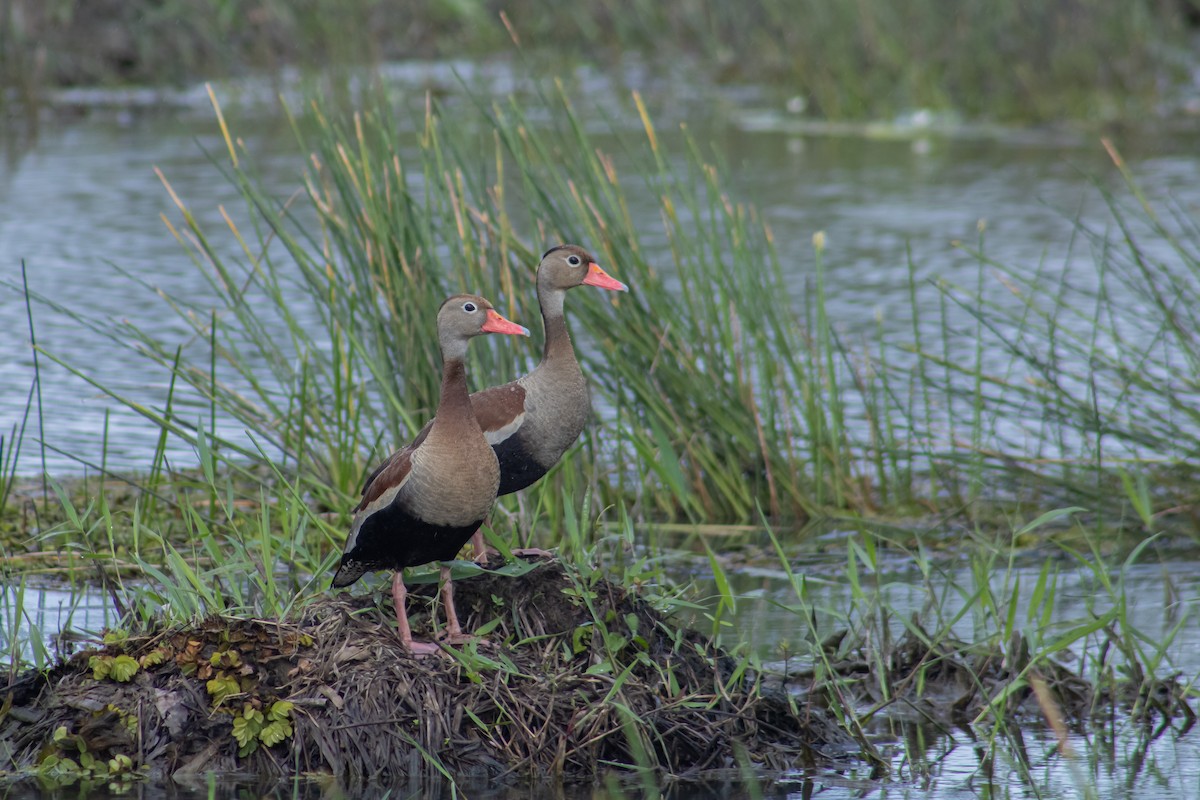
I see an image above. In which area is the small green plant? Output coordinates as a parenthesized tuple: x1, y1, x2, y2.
(88, 654, 139, 683)
(205, 672, 242, 705)
(230, 700, 295, 757)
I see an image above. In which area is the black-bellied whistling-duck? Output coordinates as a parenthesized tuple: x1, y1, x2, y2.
(406, 245, 627, 558)
(331, 294, 529, 655)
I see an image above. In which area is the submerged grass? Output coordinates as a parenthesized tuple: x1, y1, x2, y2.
(714, 509, 1200, 794)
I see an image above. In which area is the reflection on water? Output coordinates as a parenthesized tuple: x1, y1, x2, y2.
(9, 715, 1197, 799)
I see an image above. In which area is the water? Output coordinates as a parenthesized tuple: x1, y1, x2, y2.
(718, 555, 1200, 676)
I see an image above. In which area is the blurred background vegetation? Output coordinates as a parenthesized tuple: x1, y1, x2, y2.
(2, 0, 1197, 123)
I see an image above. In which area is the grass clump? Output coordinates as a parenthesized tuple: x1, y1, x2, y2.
(14, 83, 877, 530)
(13, 78, 1200, 548)
(647, 509, 1197, 795)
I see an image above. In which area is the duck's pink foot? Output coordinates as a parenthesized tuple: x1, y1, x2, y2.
(511, 547, 554, 559)
(404, 638, 443, 656)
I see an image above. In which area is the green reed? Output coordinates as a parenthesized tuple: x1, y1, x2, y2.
(14, 76, 1200, 550)
(4, 77, 1198, 800)
(5, 74, 1200, 636)
(907, 142, 1200, 522)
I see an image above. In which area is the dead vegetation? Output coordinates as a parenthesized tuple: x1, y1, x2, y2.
(1, 560, 858, 788)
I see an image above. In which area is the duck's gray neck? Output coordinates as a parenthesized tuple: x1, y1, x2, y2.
(538, 287, 575, 364)
(432, 356, 473, 429)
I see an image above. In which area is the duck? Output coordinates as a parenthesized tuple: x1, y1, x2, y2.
(405, 245, 627, 558)
(331, 294, 529, 655)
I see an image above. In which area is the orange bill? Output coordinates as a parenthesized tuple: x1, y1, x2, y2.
(481, 309, 531, 336)
(581, 262, 629, 292)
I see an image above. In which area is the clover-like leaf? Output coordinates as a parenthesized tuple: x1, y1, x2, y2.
(258, 719, 293, 747)
(89, 655, 112, 681)
(139, 649, 166, 668)
(109, 655, 140, 683)
(102, 629, 129, 646)
(267, 701, 294, 723)
(205, 673, 241, 704)
(231, 713, 263, 749)
(108, 753, 133, 774)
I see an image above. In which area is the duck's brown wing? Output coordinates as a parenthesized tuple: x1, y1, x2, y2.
(353, 445, 415, 513)
(470, 382, 528, 446)
(400, 380, 528, 455)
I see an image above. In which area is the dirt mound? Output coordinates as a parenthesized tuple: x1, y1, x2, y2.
(1, 560, 857, 787)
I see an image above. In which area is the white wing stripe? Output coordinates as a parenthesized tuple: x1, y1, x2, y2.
(484, 412, 524, 446)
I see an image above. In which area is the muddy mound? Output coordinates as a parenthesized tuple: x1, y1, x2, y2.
(1, 560, 857, 786)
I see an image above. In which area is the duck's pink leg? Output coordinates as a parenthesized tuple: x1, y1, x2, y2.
(439, 565, 488, 646)
(471, 529, 493, 564)
(393, 571, 439, 656)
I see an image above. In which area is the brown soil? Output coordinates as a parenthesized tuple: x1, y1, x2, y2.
(0, 560, 858, 788)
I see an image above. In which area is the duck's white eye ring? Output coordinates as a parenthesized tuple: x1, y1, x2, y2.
(567, 255, 582, 266)
(462, 301, 477, 313)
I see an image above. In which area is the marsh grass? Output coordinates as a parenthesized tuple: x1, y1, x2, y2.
(8, 80, 1200, 581)
(911, 141, 1200, 524)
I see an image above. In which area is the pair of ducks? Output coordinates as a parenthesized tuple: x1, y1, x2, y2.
(331, 245, 627, 655)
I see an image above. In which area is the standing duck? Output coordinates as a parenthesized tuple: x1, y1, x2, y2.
(407, 245, 627, 557)
(331, 294, 529, 655)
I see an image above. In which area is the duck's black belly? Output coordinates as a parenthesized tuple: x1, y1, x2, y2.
(494, 436, 551, 496)
(340, 500, 482, 576)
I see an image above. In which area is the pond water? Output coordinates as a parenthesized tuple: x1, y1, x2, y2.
(3, 61, 1200, 798)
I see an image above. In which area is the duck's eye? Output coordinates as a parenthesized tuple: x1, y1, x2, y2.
(462, 302, 477, 313)
(567, 255, 582, 266)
